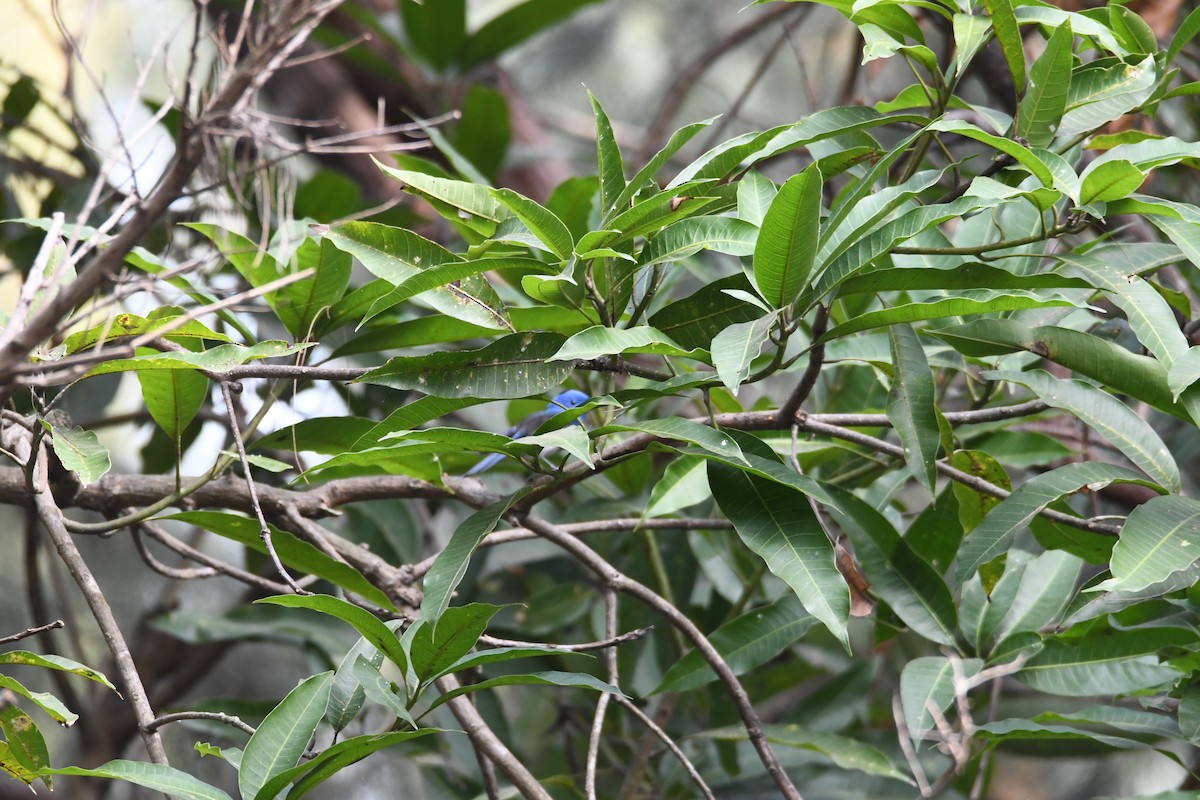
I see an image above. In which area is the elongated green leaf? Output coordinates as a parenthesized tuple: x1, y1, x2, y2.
(41, 761, 232, 800)
(358, 332, 571, 398)
(0, 652, 115, 691)
(84, 341, 310, 378)
(0, 706, 47, 775)
(589, 91, 625, 216)
(407, 604, 502, 683)
(431, 646, 572, 683)
(1020, 628, 1192, 696)
(0, 675, 74, 725)
(326, 221, 510, 331)
(994, 550, 1082, 641)
(374, 165, 511, 230)
(644, 457, 711, 519)
(639, 216, 759, 268)
(326, 636, 384, 733)
(256, 595, 407, 673)
(982, 0, 1024, 105)
(1017, 22, 1073, 147)
(259, 730, 439, 800)
(62, 312, 230, 354)
(1168, 347, 1200, 401)
(550, 325, 703, 361)
(167, 512, 396, 610)
(700, 723, 914, 784)
(239, 672, 333, 800)
(46, 424, 110, 486)
(598, 418, 747, 465)
(825, 294, 1076, 340)
(1098, 496, 1200, 594)
(828, 488, 957, 646)
(753, 164, 822, 308)
(934, 319, 1189, 420)
(613, 117, 717, 215)
(1059, 56, 1157, 138)
(424, 670, 623, 714)
(421, 497, 519, 628)
(351, 657, 415, 727)
(461, 0, 603, 67)
(927, 120, 1051, 186)
(900, 656, 983, 735)
(840, 263, 1089, 295)
(489, 188, 573, 259)
(956, 461, 1159, 582)
(887, 324, 938, 492)
(1080, 159, 1146, 205)
(708, 461, 850, 650)
(291, 237, 352, 337)
(987, 369, 1181, 492)
(649, 274, 763, 350)
(736, 170, 778, 227)
(654, 595, 815, 694)
(138, 355, 206, 440)
(712, 314, 777, 395)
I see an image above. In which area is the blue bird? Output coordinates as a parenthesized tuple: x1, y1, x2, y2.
(467, 390, 590, 475)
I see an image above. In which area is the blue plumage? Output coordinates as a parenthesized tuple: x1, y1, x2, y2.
(466, 390, 590, 475)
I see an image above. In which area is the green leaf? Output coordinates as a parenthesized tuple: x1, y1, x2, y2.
(886, 324, 938, 492)
(424, 670, 623, 715)
(489, 188, 574, 260)
(648, 274, 763, 350)
(589, 90, 625, 216)
(0, 652, 116, 691)
(46, 424, 110, 486)
(987, 369, 1181, 493)
(138, 353, 207, 440)
(737, 171, 779, 227)
(827, 488, 957, 646)
(654, 595, 815, 694)
(933, 319, 1190, 421)
(549, 325, 704, 361)
(325, 221, 511, 331)
(41, 761, 232, 800)
(955, 461, 1160, 583)
(1168, 347, 1200, 401)
(700, 723, 914, 784)
(824, 293, 1076, 340)
(84, 341, 310, 378)
(0, 706, 48, 775)
(407, 604, 502, 683)
(350, 657, 415, 727)
(255, 595, 407, 674)
(900, 656, 983, 735)
(0, 675, 75, 725)
(927, 120, 1053, 185)
(1098, 496, 1200, 594)
(1080, 159, 1146, 205)
(994, 550, 1083, 640)
(753, 164, 823, 308)
(461, 0, 603, 67)
(1017, 23, 1072, 148)
(1019, 628, 1192, 696)
(374, 164, 512, 235)
(62, 312, 231, 354)
(165, 512, 396, 611)
(613, 117, 718, 215)
(839, 262, 1089, 296)
(1168, 5, 1200, 66)
(639, 216, 759, 268)
(259, 730, 439, 800)
(325, 636, 383, 733)
(421, 496, 519, 628)
(357, 332, 572, 398)
(1059, 56, 1157, 138)
(399, 0, 464, 72)
(712, 314, 778, 395)
(1109, 4, 1157, 55)
(291, 237, 352, 337)
(239, 671, 333, 800)
(644, 457, 711, 519)
(708, 461, 850, 650)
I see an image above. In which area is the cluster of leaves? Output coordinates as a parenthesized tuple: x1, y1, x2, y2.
(15, 0, 1200, 797)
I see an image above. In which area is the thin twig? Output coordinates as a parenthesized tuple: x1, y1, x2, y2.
(143, 710, 256, 737)
(613, 696, 717, 800)
(0, 620, 65, 646)
(221, 381, 307, 594)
